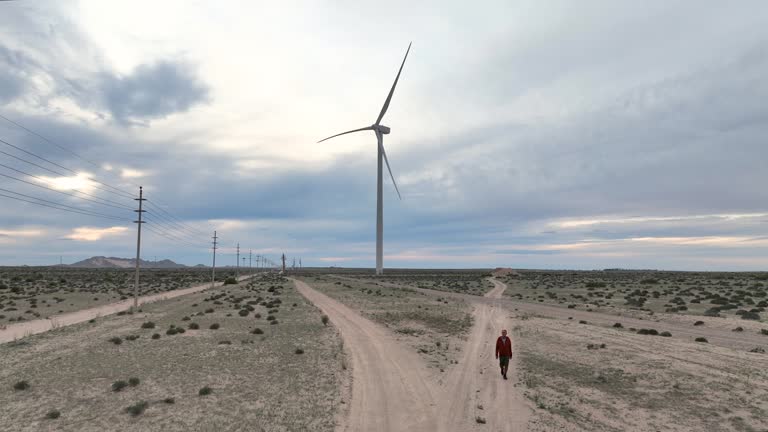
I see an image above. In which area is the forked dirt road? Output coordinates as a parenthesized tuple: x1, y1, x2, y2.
(294, 278, 531, 431)
(0, 274, 256, 344)
(292, 279, 438, 431)
(439, 278, 531, 431)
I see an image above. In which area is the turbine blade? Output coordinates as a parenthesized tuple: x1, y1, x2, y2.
(375, 42, 412, 125)
(380, 141, 401, 200)
(317, 126, 374, 143)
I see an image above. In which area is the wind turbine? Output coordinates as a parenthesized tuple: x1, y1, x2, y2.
(318, 42, 411, 275)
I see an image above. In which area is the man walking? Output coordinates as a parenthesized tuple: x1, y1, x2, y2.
(495, 329, 512, 380)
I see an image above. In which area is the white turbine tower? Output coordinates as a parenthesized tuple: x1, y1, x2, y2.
(319, 42, 411, 275)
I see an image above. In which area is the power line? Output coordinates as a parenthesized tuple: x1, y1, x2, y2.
(0, 188, 130, 221)
(142, 210, 208, 244)
(0, 113, 212, 235)
(0, 113, 101, 168)
(144, 201, 208, 237)
(145, 201, 209, 237)
(0, 165, 133, 211)
(0, 146, 134, 201)
(0, 132, 135, 199)
(143, 215, 208, 247)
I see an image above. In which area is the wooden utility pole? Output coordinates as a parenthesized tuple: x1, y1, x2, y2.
(236, 243, 240, 278)
(211, 231, 218, 289)
(133, 186, 146, 311)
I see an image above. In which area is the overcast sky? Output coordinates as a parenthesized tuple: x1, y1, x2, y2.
(1, 0, 767, 270)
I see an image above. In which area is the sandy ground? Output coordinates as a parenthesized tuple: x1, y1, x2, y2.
(1, 276, 344, 431)
(412, 286, 767, 352)
(0, 274, 256, 344)
(438, 278, 531, 431)
(294, 277, 532, 432)
(293, 279, 437, 431)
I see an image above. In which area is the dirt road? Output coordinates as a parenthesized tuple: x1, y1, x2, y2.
(439, 278, 531, 431)
(0, 274, 256, 344)
(410, 285, 767, 352)
(292, 279, 437, 432)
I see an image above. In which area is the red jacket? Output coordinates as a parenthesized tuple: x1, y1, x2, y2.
(496, 336, 512, 357)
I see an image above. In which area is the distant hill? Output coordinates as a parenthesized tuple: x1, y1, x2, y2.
(69, 256, 187, 269)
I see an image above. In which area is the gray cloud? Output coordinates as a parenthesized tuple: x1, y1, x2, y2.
(100, 61, 211, 125)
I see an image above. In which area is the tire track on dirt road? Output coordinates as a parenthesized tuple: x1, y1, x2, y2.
(439, 278, 531, 431)
(292, 278, 437, 432)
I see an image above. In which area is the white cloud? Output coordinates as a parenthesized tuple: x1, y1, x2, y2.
(64, 226, 128, 241)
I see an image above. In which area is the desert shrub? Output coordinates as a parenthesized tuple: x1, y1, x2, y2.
(141, 321, 155, 329)
(224, 277, 238, 285)
(188, 322, 200, 330)
(125, 335, 140, 341)
(640, 278, 659, 284)
(238, 309, 249, 317)
(578, 320, 588, 324)
(761, 329, 768, 336)
(205, 308, 214, 314)
(45, 410, 60, 419)
(637, 329, 659, 335)
(112, 380, 129, 392)
(321, 315, 329, 326)
(704, 308, 721, 317)
(218, 340, 232, 345)
(660, 331, 672, 337)
(109, 337, 123, 345)
(585, 282, 606, 288)
(164, 397, 175, 404)
(613, 323, 623, 328)
(749, 347, 765, 353)
(694, 321, 704, 326)
(733, 327, 744, 332)
(210, 323, 220, 330)
(13, 380, 30, 391)
(695, 337, 708, 343)
(198, 386, 212, 396)
(152, 333, 161, 339)
(295, 348, 304, 354)
(128, 377, 140, 387)
(270, 320, 279, 325)
(166, 328, 179, 335)
(476, 416, 487, 424)
(125, 401, 149, 416)
(252, 328, 263, 334)
(741, 311, 761, 320)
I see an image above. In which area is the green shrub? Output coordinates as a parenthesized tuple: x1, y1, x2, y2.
(198, 386, 212, 396)
(141, 322, 155, 329)
(224, 277, 238, 285)
(209, 323, 220, 330)
(108, 337, 123, 345)
(45, 410, 60, 419)
(152, 333, 161, 339)
(112, 380, 129, 392)
(125, 401, 149, 416)
(321, 315, 329, 326)
(295, 348, 304, 354)
(188, 322, 200, 330)
(128, 377, 140, 387)
(695, 337, 708, 343)
(252, 328, 263, 334)
(13, 380, 30, 391)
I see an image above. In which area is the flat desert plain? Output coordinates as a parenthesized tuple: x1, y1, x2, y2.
(1, 267, 767, 431)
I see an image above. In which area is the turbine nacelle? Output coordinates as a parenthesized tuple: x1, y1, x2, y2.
(374, 124, 391, 135)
